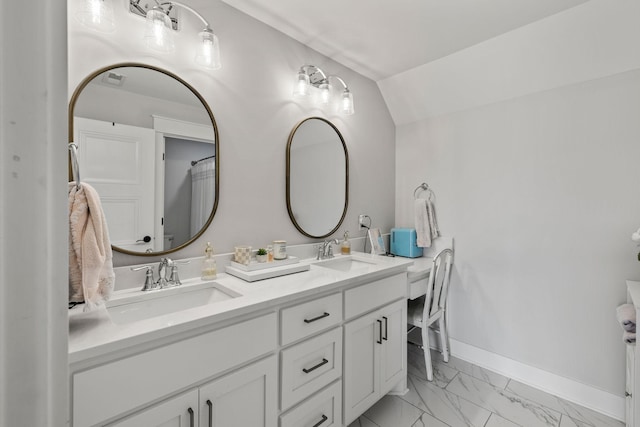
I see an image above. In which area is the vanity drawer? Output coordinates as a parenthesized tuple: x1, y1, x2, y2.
(344, 273, 405, 319)
(281, 292, 342, 345)
(280, 327, 342, 410)
(73, 312, 277, 427)
(280, 381, 342, 427)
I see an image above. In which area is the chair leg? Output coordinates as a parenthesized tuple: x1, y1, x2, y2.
(421, 326, 433, 381)
(438, 316, 449, 363)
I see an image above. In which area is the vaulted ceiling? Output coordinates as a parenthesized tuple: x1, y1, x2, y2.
(221, 0, 589, 82)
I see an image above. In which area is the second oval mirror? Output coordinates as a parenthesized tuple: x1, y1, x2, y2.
(286, 117, 349, 238)
(69, 63, 219, 256)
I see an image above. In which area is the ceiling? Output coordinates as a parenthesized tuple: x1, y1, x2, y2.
(221, 0, 589, 82)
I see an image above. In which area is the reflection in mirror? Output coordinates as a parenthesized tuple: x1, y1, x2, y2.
(286, 117, 348, 238)
(69, 63, 219, 256)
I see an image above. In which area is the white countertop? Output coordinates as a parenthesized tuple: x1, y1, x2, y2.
(68, 252, 414, 365)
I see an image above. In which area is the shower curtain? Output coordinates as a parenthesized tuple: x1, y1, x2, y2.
(190, 157, 215, 235)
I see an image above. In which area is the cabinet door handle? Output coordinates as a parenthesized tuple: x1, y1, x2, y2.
(302, 358, 329, 374)
(626, 391, 632, 397)
(187, 407, 195, 427)
(304, 312, 330, 323)
(312, 414, 329, 427)
(382, 316, 388, 341)
(206, 399, 213, 427)
(376, 319, 383, 344)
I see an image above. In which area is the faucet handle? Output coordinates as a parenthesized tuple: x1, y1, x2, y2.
(131, 265, 158, 291)
(168, 265, 182, 286)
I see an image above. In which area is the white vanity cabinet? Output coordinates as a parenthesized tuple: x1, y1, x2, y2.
(343, 275, 407, 425)
(108, 356, 277, 427)
(199, 355, 277, 427)
(72, 313, 278, 427)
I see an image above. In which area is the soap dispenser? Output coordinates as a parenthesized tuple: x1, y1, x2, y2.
(341, 231, 351, 255)
(201, 242, 217, 280)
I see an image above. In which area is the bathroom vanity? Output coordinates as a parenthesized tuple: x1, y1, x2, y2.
(68, 253, 413, 427)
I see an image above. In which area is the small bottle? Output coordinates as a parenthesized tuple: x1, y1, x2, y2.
(267, 245, 274, 262)
(341, 231, 351, 255)
(201, 242, 217, 280)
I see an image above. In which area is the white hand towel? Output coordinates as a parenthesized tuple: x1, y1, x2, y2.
(427, 198, 440, 240)
(69, 182, 115, 311)
(415, 198, 432, 248)
(617, 303, 636, 332)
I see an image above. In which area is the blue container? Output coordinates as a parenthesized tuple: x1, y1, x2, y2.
(390, 228, 423, 258)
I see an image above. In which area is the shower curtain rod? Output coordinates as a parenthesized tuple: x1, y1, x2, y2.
(191, 154, 215, 166)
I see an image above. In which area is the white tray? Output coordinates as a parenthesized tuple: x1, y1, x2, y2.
(229, 255, 300, 271)
(225, 262, 310, 282)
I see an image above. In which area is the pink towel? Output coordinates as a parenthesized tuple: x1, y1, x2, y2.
(616, 303, 636, 333)
(68, 182, 115, 311)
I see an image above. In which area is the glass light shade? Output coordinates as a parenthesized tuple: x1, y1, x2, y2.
(340, 90, 355, 115)
(195, 30, 221, 70)
(293, 71, 311, 98)
(319, 82, 331, 105)
(144, 7, 175, 53)
(75, 0, 115, 33)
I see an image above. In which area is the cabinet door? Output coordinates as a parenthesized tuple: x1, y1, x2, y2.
(199, 355, 277, 427)
(343, 310, 381, 425)
(107, 390, 198, 427)
(379, 299, 407, 395)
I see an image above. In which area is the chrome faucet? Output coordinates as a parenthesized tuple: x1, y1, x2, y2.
(131, 258, 191, 291)
(157, 258, 173, 289)
(319, 239, 339, 260)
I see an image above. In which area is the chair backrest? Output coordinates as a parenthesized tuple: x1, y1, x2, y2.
(425, 248, 454, 318)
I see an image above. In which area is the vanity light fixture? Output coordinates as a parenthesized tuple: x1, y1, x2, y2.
(130, 0, 222, 70)
(74, 0, 116, 33)
(293, 65, 354, 115)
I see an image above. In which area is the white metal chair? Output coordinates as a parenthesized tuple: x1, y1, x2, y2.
(407, 248, 454, 381)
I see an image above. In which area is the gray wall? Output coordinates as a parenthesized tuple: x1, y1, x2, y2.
(388, 1, 640, 411)
(68, 0, 396, 264)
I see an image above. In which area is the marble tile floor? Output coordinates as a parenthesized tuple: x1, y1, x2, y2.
(347, 346, 624, 427)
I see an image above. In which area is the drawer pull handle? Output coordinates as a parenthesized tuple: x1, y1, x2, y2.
(626, 391, 632, 397)
(377, 319, 383, 344)
(303, 358, 329, 374)
(206, 399, 213, 427)
(304, 312, 330, 323)
(312, 414, 329, 427)
(188, 407, 195, 427)
(382, 316, 388, 341)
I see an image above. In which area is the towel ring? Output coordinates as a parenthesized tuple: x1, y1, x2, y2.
(413, 182, 432, 199)
(68, 143, 81, 190)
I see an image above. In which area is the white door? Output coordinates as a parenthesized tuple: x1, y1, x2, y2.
(343, 310, 380, 425)
(199, 356, 277, 427)
(107, 389, 198, 427)
(74, 117, 157, 252)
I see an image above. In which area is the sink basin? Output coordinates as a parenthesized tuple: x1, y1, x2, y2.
(313, 256, 378, 273)
(106, 281, 241, 324)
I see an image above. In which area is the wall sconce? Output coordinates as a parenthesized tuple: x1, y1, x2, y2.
(293, 65, 354, 115)
(75, 0, 221, 70)
(130, 0, 221, 70)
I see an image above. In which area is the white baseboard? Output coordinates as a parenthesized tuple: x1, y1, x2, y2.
(448, 338, 625, 422)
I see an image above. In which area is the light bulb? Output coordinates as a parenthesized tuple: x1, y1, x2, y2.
(293, 71, 310, 98)
(340, 90, 354, 115)
(75, 0, 115, 33)
(195, 30, 221, 70)
(319, 82, 331, 105)
(144, 7, 174, 53)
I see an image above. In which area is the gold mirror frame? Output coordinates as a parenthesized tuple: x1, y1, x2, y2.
(68, 62, 220, 256)
(286, 117, 349, 239)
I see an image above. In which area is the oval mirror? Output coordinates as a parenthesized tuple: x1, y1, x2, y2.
(286, 117, 348, 238)
(69, 63, 219, 256)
